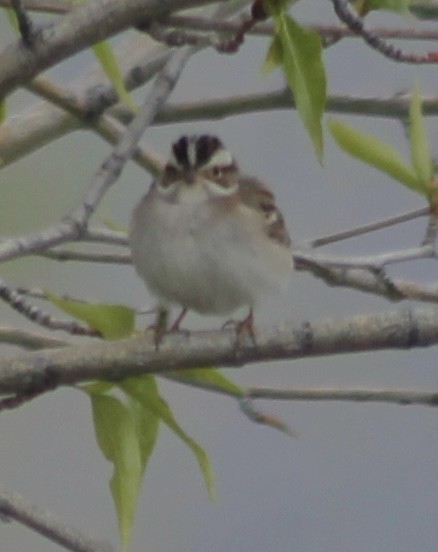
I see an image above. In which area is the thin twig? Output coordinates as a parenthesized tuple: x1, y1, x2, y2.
(39, 248, 131, 264)
(239, 395, 295, 435)
(0, 326, 69, 349)
(247, 387, 438, 407)
(0, 279, 102, 337)
(332, 0, 438, 63)
(295, 244, 436, 271)
(4, 87, 438, 169)
(26, 77, 163, 176)
(2, 1, 438, 42)
(294, 256, 438, 303)
(0, 46, 193, 264)
(0, 489, 114, 552)
(163, 373, 438, 409)
(166, 15, 438, 42)
(0, 0, 218, 100)
(308, 207, 429, 248)
(155, 90, 438, 124)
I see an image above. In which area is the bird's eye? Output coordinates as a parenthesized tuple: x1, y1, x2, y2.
(212, 166, 221, 177)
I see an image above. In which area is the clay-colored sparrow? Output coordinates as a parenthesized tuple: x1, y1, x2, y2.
(129, 135, 293, 341)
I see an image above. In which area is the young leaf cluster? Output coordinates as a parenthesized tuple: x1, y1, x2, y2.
(329, 86, 436, 202)
(46, 293, 243, 550)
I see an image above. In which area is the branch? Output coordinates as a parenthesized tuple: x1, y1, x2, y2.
(0, 46, 192, 263)
(38, 247, 131, 264)
(0, 326, 69, 349)
(0, 489, 114, 552)
(332, 0, 438, 63)
(308, 207, 429, 248)
(4, 86, 438, 169)
(27, 76, 164, 176)
(163, 373, 438, 408)
(247, 387, 438, 407)
(295, 255, 438, 303)
(0, 0, 220, 100)
(156, 90, 438, 124)
(165, 15, 438, 42)
(296, 244, 436, 271)
(3, 2, 438, 42)
(1, 307, 438, 396)
(0, 279, 101, 336)
(0, 35, 171, 169)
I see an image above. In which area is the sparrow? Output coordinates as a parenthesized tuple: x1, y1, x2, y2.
(129, 134, 293, 343)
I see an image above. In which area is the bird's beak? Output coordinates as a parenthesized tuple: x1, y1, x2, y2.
(184, 170, 196, 185)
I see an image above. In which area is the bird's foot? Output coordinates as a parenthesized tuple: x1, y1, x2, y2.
(222, 309, 256, 347)
(147, 307, 189, 350)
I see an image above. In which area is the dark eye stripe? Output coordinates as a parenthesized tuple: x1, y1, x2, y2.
(196, 135, 222, 167)
(172, 136, 190, 169)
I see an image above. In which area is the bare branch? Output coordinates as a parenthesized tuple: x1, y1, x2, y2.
(239, 395, 295, 435)
(3, 2, 438, 42)
(0, 279, 102, 336)
(0, 489, 114, 552)
(0, 0, 220, 100)
(39, 248, 131, 264)
(0, 326, 69, 349)
(295, 256, 438, 303)
(332, 0, 438, 64)
(165, 15, 438, 42)
(0, 36, 171, 169)
(155, 90, 438, 124)
(0, 46, 192, 263)
(308, 207, 429, 248)
(163, 373, 438, 409)
(295, 244, 436, 272)
(1, 307, 438, 396)
(247, 387, 438, 407)
(4, 84, 438, 168)
(26, 76, 164, 176)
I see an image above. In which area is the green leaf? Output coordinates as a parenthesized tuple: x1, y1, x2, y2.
(92, 41, 137, 112)
(121, 376, 216, 500)
(128, 393, 160, 476)
(170, 368, 243, 397)
(0, 100, 6, 124)
(409, 85, 433, 191)
(45, 292, 135, 339)
(261, 34, 283, 74)
(271, 12, 326, 162)
(4, 7, 18, 31)
(90, 393, 143, 551)
(328, 118, 423, 194)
